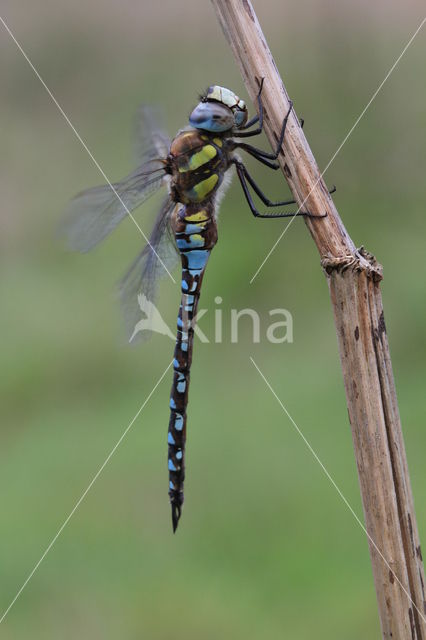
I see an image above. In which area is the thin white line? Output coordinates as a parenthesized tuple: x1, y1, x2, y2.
(0, 15, 176, 284)
(250, 356, 426, 626)
(0, 360, 173, 625)
(250, 16, 426, 284)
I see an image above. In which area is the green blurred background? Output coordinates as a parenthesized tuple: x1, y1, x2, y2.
(1, 1, 425, 637)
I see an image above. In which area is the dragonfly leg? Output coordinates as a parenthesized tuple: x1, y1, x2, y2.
(240, 113, 259, 130)
(237, 107, 336, 191)
(233, 77, 265, 138)
(234, 142, 281, 163)
(234, 100, 293, 159)
(236, 161, 297, 207)
(235, 146, 280, 170)
(231, 148, 337, 197)
(233, 159, 327, 219)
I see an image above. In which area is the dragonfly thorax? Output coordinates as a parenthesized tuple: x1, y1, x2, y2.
(168, 129, 228, 205)
(189, 85, 248, 133)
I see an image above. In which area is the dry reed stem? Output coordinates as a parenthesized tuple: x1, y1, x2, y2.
(211, 1, 426, 637)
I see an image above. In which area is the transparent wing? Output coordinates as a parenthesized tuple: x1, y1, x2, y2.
(119, 196, 179, 343)
(134, 104, 170, 163)
(61, 160, 167, 253)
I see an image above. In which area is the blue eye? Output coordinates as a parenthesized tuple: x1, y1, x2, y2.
(234, 111, 246, 127)
(189, 102, 234, 132)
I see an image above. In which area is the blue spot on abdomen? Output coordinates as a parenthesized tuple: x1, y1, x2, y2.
(184, 249, 210, 271)
(177, 380, 186, 393)
(174, 414, 184, 431)
(184, 223, 205, 235)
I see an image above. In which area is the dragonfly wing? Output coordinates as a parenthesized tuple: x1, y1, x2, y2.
(134, 104, 171, 163)
(119, 196, 179, 343)
(62, 159, 167, 253)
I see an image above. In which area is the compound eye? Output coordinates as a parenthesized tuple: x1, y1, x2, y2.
(234, 110, 247, 127)
(189, 101, 234, 132)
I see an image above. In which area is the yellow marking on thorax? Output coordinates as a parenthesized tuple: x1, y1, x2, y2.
(178, 144, 217, 173)
(191, 174, 218, 201)
(213, 137, 223, 147)
(184, 210, 209, 222)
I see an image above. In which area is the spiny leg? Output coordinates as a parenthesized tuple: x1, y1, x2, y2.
(235, 91, 335, 205)
(238, 78, 302, 145)
(238, 162, 299, 207)
(237, 147, 280, 170)
(240, 113, 259, 131)
(235, 100, 294, 159)
(232, 147, 336, 200)
(233, 159, 327, 219)
(240, 173, 336, 206)
(233, 77, 264, 138)
(242, 169, 336, 205)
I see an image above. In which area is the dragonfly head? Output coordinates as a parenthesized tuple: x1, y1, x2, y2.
(189, 86, 248, 133)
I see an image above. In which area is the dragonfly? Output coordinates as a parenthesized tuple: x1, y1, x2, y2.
(63, 80, 328, 532)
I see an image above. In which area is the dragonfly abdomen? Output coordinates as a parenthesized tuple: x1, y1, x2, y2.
(168, 202, 218, 532)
